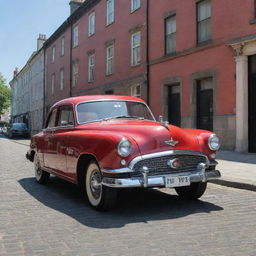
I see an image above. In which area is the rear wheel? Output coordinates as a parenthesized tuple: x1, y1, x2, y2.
(85, 161, 117, 211)
(175, 182, 207, 199)
(34, 154, 50, 184)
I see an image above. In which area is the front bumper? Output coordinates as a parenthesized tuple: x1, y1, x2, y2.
(102, 160, 221, 188)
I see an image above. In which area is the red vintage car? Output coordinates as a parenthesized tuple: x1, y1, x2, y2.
(26, 95, 221, 210)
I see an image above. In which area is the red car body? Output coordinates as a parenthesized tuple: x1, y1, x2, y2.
(27, 95, 221, 210)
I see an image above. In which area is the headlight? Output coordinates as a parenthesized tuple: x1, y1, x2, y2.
(118, 138, 132, 157)
(208, 134, 220, 151)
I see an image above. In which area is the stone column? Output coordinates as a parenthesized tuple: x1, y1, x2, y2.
(235, 55, 248, 152)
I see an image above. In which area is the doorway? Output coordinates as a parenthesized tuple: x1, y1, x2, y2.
(196, 78, 213, 131)
(167, 84, 181, 126)
(248, 55, 256, 153)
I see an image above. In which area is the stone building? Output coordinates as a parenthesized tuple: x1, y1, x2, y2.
(148, 0, 256, 153)
(44, 0, 148, 112)
(10, 35, 46, 135)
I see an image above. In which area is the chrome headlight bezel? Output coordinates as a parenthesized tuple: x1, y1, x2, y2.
(117, 138, 132, 157)
(208, 134, 220, 151)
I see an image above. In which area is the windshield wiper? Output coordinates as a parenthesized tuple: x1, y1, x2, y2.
(102, 116, 144, 121)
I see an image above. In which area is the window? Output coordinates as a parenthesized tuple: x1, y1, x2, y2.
(106, 45, 114, 75)
(52, 46, 56, 63)
(47, 109, 57, 128)
(57, 106, 74, 127)
(88, 12, 95, 36)
(197, 0, 211, 43)
(72, 61, 78, 87)
(61, 37, 65, 56)
(88, 54, 95, 82)
(131, 32, 141, 66)
(73, 26, 79, 47)
(165, 15, 176, 54)
(131, 0, 140, 12)
(60, 68, 64, 91)
(106, 0, 114, 25)
(131, 84, 141, 98)
(51, 73, 55, 95)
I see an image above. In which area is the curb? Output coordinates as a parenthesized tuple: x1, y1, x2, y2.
(209, 179, 256, 192)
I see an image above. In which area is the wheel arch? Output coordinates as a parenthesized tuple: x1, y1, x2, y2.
(76, 154, 98, 185)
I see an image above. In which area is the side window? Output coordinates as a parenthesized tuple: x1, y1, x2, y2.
(46, 109, 57, 128)
(57, 106, 74, 127)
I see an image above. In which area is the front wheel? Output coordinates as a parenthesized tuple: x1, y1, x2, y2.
(34, 154, 50, 184)
(175, 182, 207, 199)
(85, 161, 117, 211)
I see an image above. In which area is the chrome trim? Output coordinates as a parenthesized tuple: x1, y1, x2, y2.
(101, 167, 133, 174)
(102, 169, 221, 188)
(128, 150, 209, 169)
(75, 100, 156, 125)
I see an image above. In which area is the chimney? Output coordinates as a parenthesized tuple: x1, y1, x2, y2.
(13, 67, 19, 78)
(37, 34, 47, 50)
(69, 0, 85, 15)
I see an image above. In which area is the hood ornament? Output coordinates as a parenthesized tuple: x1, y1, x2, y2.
(159, 115, 170, 130)
(165, 137, 179, 147)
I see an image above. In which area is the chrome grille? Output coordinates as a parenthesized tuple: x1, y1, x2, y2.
(131, 154, 207, 177)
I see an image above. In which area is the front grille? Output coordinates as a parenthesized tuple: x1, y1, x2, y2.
(131, 154, 207, 177)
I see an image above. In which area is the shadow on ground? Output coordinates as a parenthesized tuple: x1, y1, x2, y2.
(19, 176, 223, 229)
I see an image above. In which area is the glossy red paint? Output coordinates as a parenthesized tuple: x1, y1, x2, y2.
(28, 95, 218, 185)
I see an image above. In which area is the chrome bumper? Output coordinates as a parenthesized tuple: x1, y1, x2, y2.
(102, 163, 221, 188)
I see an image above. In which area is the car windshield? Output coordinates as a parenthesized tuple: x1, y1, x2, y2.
(76, 100, 155, 124)
(12, 123, 27, 130)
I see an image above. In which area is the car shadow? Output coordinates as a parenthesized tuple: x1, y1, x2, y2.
(18, 176, 223, 229)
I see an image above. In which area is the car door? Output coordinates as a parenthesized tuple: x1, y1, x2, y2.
(43, 108, 58, 169)
(53, 105, 75, 179)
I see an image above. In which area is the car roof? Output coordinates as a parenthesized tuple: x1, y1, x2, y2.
(51, 95, 146, 109)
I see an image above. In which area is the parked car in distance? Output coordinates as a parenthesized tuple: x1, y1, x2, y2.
(26, 95, 221, 210)
(8, 123, 29, 138)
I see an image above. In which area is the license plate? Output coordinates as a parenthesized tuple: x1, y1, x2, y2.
(165, 176, 190, 188)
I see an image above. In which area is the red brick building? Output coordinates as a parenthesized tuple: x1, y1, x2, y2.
(148, 0, 256, 152)
(45, 0, 148, 112)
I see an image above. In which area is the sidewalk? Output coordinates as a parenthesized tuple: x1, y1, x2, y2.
(210, 150, 256, 191)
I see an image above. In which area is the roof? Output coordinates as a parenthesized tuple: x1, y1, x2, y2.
(51, 95, 146, 108)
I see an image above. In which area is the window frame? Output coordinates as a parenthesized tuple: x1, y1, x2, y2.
(72, 26, 79, 48)
(52, 46, 56, 63)
(106, 0, 114, 25)
(72, 61, 78, 88)
(131, 0, 141, 12)
(61, 37, 65, 56)
(130, 84, 141, 98)
(60, 68, 64, 91)
(88, 54, 95, 83)
(45, 108, 58, 129)
(131, 31, 141, 66)
(56, 105, 75, 128)
(196, 0, 211, 44)
(88, 12, 95, 36)
(165, 15, 176, 55)
(106, 44, 114, 75)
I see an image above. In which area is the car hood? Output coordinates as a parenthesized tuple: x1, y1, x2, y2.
(78, 120, 201, 155)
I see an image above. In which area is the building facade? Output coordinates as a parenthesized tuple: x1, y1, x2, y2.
(148, 0, 256, 152)
(10, 35, 46, 134)
(45, 0, 148, 113)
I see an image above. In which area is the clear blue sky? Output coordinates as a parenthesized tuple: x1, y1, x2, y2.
(0, 0, 70, 84)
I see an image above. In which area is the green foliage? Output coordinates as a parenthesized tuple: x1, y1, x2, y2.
(0, 73, 12, 115)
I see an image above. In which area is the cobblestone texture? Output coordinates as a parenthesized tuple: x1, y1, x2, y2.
(0, 135, 256, 256)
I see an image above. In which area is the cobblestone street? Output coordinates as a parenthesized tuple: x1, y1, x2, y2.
(0, 135, 255, 256)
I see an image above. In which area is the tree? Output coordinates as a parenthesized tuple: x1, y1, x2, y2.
(0, 73, 12, 115)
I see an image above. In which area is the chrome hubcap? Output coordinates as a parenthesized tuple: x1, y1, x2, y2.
(90, 170, 102, 199)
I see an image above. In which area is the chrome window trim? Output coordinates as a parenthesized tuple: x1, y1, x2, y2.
(128, 150, 209, 170)
(75, 99, 156, 125)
